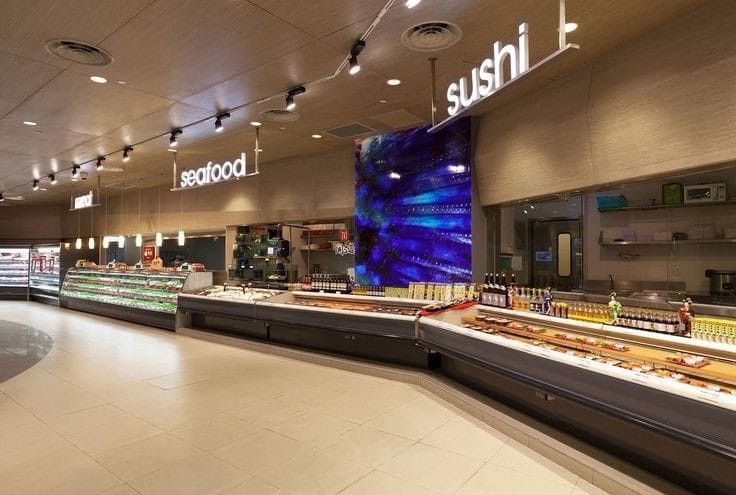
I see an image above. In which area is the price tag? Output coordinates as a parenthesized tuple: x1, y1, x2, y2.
(631, 372, 650, 385)
(696, 389, 722, 405)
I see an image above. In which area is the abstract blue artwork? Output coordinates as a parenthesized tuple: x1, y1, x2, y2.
(355, 117, 472, 286)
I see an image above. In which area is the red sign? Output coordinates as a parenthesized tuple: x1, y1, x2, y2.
(143, 246, 155, 261)
(339, 230, 349, 242)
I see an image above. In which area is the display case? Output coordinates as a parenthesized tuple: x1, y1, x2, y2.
(60, 268, 212, 330)
(419, 305, 736, 494)
(0, 247, 29, 300)
(29, 245, 61, 305)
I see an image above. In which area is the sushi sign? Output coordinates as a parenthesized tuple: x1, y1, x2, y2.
(446, 23, 530, 117)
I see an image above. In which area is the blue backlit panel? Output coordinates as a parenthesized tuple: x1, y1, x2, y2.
(355, 118, 471, 286)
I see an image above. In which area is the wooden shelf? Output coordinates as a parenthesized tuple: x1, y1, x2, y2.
(598, 200, 736, 213)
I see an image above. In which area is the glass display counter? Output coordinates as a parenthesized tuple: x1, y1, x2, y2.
(29, 245, 61, 304)
(60, 268, 212, 329)
(0, 247, 29, 299)
(419, 305, 736, 494)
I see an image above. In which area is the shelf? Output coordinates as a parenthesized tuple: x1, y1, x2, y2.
(600, 238, 736, 246)
(598, 200, 736, 213)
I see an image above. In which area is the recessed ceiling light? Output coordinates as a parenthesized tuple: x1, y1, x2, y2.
(564, 22, 578, 33)
(116, 80, 128, 85)
(23, 121, 37, 126)
(311, 134, 322, 139)
(387, 79, 401, 86)
(90, 75, 107, 83)
(35, 130, 42, 134)
(379, 99, 388, 104)
(279, 126, 286, 130)
(255, 148, 264, 152)
(250, 121, 262, 127)
(406, 0, 421, 7)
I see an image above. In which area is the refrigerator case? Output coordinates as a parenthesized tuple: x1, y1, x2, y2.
(29, 245, 61, 304)
(419, 306, 736, 494)
(60, 268, 212, 329)
(0, 247, 30, 299)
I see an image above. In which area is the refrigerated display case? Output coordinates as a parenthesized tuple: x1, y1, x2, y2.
(419, 305, 736, 494)
(29, 245, 60, 305)
(0, 247, 29, 299)
(60, 268, 212, 329)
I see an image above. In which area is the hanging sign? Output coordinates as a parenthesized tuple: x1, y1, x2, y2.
(178, 153, 251, 189)
(69, 190, 100, 211)
(334, 241, 355, 256)
(446, 23, 529, 117)
(143, 246, 155, 261)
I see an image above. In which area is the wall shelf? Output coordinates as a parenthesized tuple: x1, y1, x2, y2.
(598, 200, 736, 213)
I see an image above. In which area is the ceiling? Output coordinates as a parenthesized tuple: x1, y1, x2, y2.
(0, 0, 705, 205)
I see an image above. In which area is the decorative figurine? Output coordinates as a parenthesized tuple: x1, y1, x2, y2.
(608, 292, 623, 324)
(677, 297, 695, 336)
(543, 287, 553, 315)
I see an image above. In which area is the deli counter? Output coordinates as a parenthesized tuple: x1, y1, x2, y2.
(176, 289, 736, 493)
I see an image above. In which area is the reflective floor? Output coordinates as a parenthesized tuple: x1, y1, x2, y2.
(0, 319, 53, 382)
(0, 302, 610, 495)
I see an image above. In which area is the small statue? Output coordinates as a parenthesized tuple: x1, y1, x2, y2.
(543, 287, 553, 315)
(677, 297, 695, 336)
(608, 292, 623, 324)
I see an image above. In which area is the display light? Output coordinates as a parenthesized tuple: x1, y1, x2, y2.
(96, 156, 105, 170)
(71, 164, 80, 179)
(0, 193, 3, 202)
(177, 230, 185, 246)
(214, 112, 230, 133)
(88, 237, 95, 249)
(169, 129, 182, 148)
(135, 233, 142, 247)
(155, 232, 163, 247)
(32, 180, 39, 191)
(75, 237, 82, 250)
(102, 236, 109, 249)
(348, 40, 365, 75)
(123, 146, 133, 162)
(406, 0, 421, 7)
(49, 174, 57, 185)
(285, 86, 305, 111)
(117, 235, 125, 246)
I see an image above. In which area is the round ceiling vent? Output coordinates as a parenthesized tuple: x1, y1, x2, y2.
(260, 109, 300, 123)
(45, 39, 113, 66)
(401, 21, 462, 52)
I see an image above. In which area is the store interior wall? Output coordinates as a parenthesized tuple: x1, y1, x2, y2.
(473, 0, 736, 205)
(0, 205, 64, 241)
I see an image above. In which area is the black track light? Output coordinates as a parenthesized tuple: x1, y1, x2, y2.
(123, 146, 133, 162)
(169, 129, 182, 148)
(0, 193, 4, 202)
(72, 164, 80, 179)
(285, 86, 305, 111)
(49, 174, 57, 185)
(348, 40, 365, 75)
(96, 156, 106, 170)
(214, 112, 230, 133)
(32, 179, 39, 191)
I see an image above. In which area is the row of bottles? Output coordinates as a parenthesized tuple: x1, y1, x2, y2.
(352, 285, 386, 297)
(512, 287, 549, 314)
(302, 273, 352, 293)
(616, 310, 683, 335)
(480, 273, 513, 308)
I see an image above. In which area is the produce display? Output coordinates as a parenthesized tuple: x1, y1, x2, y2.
(0, 248, 30, 287)
(60, 268, 189, 314)
(460, 312, 736, 399)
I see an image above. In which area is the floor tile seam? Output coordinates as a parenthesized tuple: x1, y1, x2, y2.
(483, 455, 582, 487)
(450, 459, 490, 495)
(333, 468, 382, 495)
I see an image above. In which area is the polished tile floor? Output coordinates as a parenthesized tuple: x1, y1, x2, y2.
(0, 302, 609, 494)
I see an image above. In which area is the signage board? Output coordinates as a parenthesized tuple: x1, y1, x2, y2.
(143, 246, 155, 261)
(179, 153, 249, 189)
(69, 190, 100, 211)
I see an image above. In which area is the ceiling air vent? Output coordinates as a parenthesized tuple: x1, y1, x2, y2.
(260, 109, 300, 122)
(324, 122, 376, 139)
(401, 21, 463, 52)
(45, 39, 113, 66)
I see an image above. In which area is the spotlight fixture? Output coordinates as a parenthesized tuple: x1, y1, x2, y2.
(406, 0, 421, 7)
(214, 112, 230, 133)
(89, 75, 107, 84)
(23, 121, 37, 126)
(311, 134, 322, 139)
(285, 86, 306, 111)
(123, 146, 133, 162)
(564, 22, 578, 33)
(250, 121, 262, 127)
(0, 193, 3, 202)
(169, 129, 182, 148)
(71, 164, 80, 179)
(348, 40, 366, 75)
(96, 156, 106, 170)
(32, 180, 39, 191)
(387, 78, 401, 86)
(49, 174, 57, 185)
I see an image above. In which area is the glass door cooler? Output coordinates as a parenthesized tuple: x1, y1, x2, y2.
(29, 244, 61, 305)
(0, 246, 29, 300)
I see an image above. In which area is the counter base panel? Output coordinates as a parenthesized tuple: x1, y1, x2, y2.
(421, 325, 736, 495)
(178, 295, 256, 320)
(190, 313, 268, 340)
(265, 321, 436, 369)
(60, 297, 175, 331)
(0, 286, 28, 300)
(30, 292, 59, 306)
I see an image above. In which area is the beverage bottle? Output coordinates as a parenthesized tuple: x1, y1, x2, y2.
(500, 273, 508, 308)
(482, 273, 490, 305)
